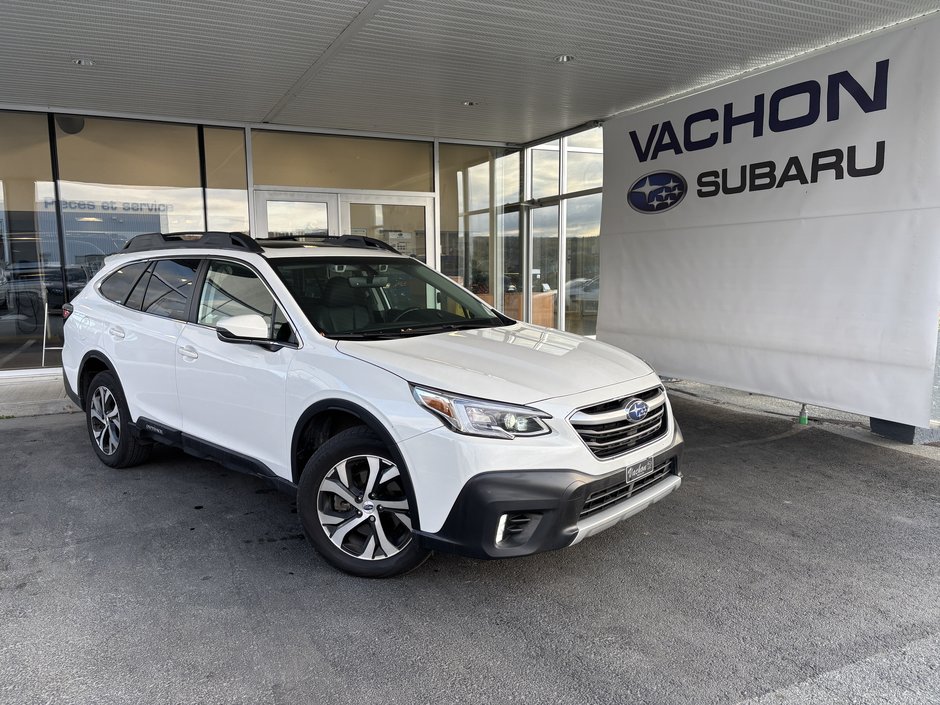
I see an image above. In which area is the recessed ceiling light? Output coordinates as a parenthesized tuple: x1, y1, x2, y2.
(554, 54, 574, 63)
(71, 58, 95, 67)
(462, 100, 480, 107)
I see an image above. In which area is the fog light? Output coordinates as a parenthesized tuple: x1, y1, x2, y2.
(495, 512, 539, 547)
(495, 513, 508, 544)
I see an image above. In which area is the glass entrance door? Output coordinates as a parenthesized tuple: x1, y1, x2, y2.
(254, 191, 435, 263)
(339, 194, 434, 262)
(254, 191, 339, 238)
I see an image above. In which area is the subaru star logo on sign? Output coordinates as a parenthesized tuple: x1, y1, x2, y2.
(628, 171, 687, 213)
(626, 398, 649, 422)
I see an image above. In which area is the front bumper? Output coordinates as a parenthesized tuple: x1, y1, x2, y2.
(413, 425, 684, 559)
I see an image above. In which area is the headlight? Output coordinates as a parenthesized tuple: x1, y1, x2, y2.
(411, 385, 551, 439)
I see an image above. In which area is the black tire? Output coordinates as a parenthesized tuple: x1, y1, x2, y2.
(85, 370, 151, 468)
(297, 426, 430, 578)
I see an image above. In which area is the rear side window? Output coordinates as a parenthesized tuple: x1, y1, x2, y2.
(124, 262, 153, 311)
(98, 262, 148, 305)
(141, 259, 200, 320)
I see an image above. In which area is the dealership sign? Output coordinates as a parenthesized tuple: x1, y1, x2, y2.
(599, 17, 940, 426)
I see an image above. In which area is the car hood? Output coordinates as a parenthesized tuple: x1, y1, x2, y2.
(336, 322, 653, 405)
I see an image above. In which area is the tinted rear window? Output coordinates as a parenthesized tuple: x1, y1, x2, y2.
(141, 259, 200, 320)
(99, 262, 148, 305)
(124, 262, 153, 311)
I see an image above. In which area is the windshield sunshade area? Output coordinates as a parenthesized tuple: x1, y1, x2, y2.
(271, 257, 510, 339)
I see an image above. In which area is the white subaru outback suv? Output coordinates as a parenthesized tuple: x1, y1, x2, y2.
(62, 231, 683, 577)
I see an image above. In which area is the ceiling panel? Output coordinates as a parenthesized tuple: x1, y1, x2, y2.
(275, 0, 940, 142)
(0, 0, 368, 122)
(0, 0, 936, 143)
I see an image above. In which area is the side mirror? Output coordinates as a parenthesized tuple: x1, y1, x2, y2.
(217, 314, 273, 348)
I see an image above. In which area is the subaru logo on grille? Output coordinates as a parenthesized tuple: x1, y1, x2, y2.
(625, 399, 649, 422)
(628, 171, 687, 213)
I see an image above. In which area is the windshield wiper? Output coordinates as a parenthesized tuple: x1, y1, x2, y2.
(397, 318, 505, 333)
(330, 318, 506, 340)
(328, 331, 403, 340)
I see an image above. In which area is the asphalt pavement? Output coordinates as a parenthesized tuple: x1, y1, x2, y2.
(1, 396, 938, 705)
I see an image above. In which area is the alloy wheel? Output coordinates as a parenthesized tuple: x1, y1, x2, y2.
(89, 385, 121, 455)
(316, 454, 414, 561)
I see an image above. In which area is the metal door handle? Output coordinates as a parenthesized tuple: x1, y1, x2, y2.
(177, 345, 198, 360)
(108, 326, 125, 339)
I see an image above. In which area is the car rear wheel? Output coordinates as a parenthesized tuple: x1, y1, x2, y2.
(297, 426, 429, 578)
(85, 370, 151, 468)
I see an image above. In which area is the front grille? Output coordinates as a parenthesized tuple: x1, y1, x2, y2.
(579, 460, 674, 519)
(570, 386, 670, 459)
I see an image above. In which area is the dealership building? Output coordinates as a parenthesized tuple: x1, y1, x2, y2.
(2, 0, 939, 433)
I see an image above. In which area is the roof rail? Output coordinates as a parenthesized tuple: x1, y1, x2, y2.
(260, 234, 402, 254)
(122, 231, 263, 254)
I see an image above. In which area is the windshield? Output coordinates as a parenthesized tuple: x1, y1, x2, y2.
(271, 257, 511, 339)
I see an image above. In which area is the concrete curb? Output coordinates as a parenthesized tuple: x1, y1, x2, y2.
(0, 400, 80, 418)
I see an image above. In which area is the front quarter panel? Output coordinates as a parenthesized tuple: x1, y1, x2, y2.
(286, 343, 442, 452)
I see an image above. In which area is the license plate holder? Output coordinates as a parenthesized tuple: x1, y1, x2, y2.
(625, 456, 655, 483)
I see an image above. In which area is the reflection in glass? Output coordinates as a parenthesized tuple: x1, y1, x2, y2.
(199, 261, 277, 329)
(439, 144, 521, 314)
(567, 127, 603, 150)
(55, 116, 204, 278)
(141, 259, 199, 320)
(566, 152, 603, 192)
(204, 127, 249, 232)
(531, 144, 560, 200)
(207, 190, 250, 232)
(499, 209, 523, 320)
(496, 152, 520, 206)
(266, 201, 329, 237)
(467, 161, 489, 213)
(348, 203, 426, 260)
(531, 206, 559, 328)
(565, 194, 602, 335)
(55, 182, 205, 276)
(0, 111, 63, 370)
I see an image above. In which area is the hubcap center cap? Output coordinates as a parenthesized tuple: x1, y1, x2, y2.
(362, 501, 376, 512)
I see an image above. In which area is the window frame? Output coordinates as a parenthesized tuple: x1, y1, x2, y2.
(95, 254, 303, 348)
(189, 256, 302, 349)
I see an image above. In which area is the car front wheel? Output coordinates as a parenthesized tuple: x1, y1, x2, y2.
(297, 426, 429, 578)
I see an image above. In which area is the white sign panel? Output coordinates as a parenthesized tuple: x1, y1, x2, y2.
(599, 18, 940, 426)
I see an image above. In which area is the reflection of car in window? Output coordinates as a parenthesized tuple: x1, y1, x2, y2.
(1, 261, 89, 332)
(566, 276, 599, 313)
(62, 232, 682, 578)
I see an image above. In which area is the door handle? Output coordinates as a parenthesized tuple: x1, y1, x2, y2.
(108, 326, 125, 340)
(177, 345, 198, 360)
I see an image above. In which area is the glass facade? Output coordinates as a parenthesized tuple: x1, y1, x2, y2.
(526, 127, 604, 336)
(348, 203, 428, 260)
(438, 143, 522, 315)
(55, 117, 205, 277)
(0, 108, 603, 372)
(0, 112, 60, 370)
(251, 131, 433, 192)
(564, 193, 602, 334)
(204, 127, 250, 232)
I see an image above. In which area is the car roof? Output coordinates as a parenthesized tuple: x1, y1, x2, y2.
(259, 245, 407, 259)
(114, 231, 410, 262)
